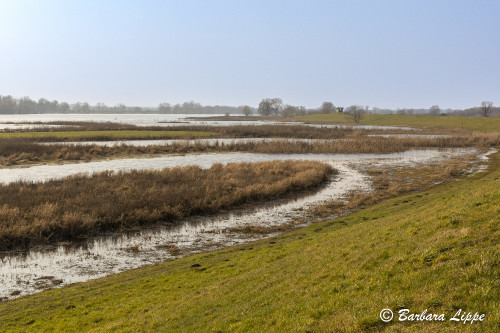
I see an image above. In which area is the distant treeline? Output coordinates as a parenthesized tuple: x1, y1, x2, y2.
(383, 106, 500, 117)
(0, 94, 497, 117)
(257, 99, 499, 118)
(0, 95, 250, 115)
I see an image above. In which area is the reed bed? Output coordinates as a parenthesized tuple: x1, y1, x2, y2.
(1, 133, 499, 166)
(0, 121, 155, 132)
(0, 161, 334, 250)
(311, 156, 474, 218)
(228, 156, 478, 237)
(1, 123, 420, 140)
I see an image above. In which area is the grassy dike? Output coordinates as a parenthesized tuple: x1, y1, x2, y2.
(297, 113, 500, 132)
(0, 153, 499, 332)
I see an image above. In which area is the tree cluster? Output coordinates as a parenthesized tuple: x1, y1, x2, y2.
(0, 95, 250, 114)
(157, 101, 246, 114)
(0, 95, 148, 114)
(0, 96, 71, 114)
(345, 105, 365, 123)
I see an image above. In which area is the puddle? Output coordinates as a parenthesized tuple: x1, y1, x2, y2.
(0, 148, 483, 301)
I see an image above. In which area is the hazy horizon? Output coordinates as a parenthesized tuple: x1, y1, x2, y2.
(1, 0, 499, 110)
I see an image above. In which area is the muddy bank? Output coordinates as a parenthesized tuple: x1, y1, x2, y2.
(0, 161, 334, 251)
(0, 149, 471, 184)
(0, 148, 483, 301)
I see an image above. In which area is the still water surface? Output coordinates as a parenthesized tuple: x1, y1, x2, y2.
(0, 113, 417, 130)
(0, 148, 481, 301)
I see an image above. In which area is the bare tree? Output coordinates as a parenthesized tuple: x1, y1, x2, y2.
(115, 103, 128, 112)
(0, 95, 17, 114)
(258, 98, 283, 116)
(429, 105, 440, 116)
(242, 105, 252, 116)
(158, 102, 171, 113)
(18, 96, 37, 113)
(346, 105, 364, 123)
(59, 102, 70, 113)
(95, 102, 108, 112)
(270, 98, 283, 115)
(320, 102, 334, 114)
(480, 101, 493, 117)
(257, 99, 272, 116)
(281, 105, 298, 118)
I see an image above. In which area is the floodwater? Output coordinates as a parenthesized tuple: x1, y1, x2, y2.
(41, 138, 330, 147)
(40, 134, 450, 148)
(0, 113, 289, 129)
(0, 124, 77, 130)
(0, 148, 484, 301)
(0, 149, 469, 185)
(0, 113, 223, 128)
(0, 113, 418, 130)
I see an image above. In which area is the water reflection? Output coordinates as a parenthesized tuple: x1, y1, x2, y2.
(0, 148, 482, 301)
(41, 138, 328, 147)
(0, 113, 418, 130)
(0, 150, 464, 184)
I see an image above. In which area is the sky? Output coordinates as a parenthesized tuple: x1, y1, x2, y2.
(0, 0, 499, 109)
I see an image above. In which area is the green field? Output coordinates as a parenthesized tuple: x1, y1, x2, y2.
(0, 152, 498, 331)
(0, 130, 216, 140)
(297, 113, 500, 132)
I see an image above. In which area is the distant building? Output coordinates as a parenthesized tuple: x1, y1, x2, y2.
(336, 107, 344, 113)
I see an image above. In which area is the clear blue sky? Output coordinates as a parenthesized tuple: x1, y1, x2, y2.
(0, 0, 498, 109)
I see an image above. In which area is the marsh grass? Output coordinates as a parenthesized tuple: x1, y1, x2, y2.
(226, 156, 477, 238)
(1, 133, 499, 166)
(0, 161, 334, 250)
(0, 130, 216, 140)
(311, 156, 475, 219)
(1, 122, 428, 141)
(1, 153, 497, 332)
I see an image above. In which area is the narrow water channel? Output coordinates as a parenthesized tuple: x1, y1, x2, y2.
(0, 148, 481, 301)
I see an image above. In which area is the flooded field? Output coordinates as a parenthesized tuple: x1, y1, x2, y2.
(41, 138, 331, 147)
(0, 149, 468, 184)
(0, 147, 484, 301)
(0, 113, 223, 128)
(39, 134, 453, 148)
(0, 113, 418, 130)
(0, 113, 287, 129)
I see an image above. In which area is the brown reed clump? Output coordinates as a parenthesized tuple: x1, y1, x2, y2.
(1, 133, 499, 166)
(2, 122, 358, 137)
(0, 160, 335, 250)
(311, 156, 473, 219)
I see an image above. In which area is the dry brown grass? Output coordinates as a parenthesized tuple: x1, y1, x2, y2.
(2, 123, 358, 138)
(311, 156, 474, 219)
(0, 161, 335, 250)
(1, 133, 499, 166)
(1, 121, 164, 132)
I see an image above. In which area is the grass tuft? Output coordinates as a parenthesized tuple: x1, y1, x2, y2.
(0, 161, 334, 250)
(0, 152, 497, 332)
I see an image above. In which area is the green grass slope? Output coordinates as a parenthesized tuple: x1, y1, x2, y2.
(0, 153, 499, 332)
(297, 113, 500, 132)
